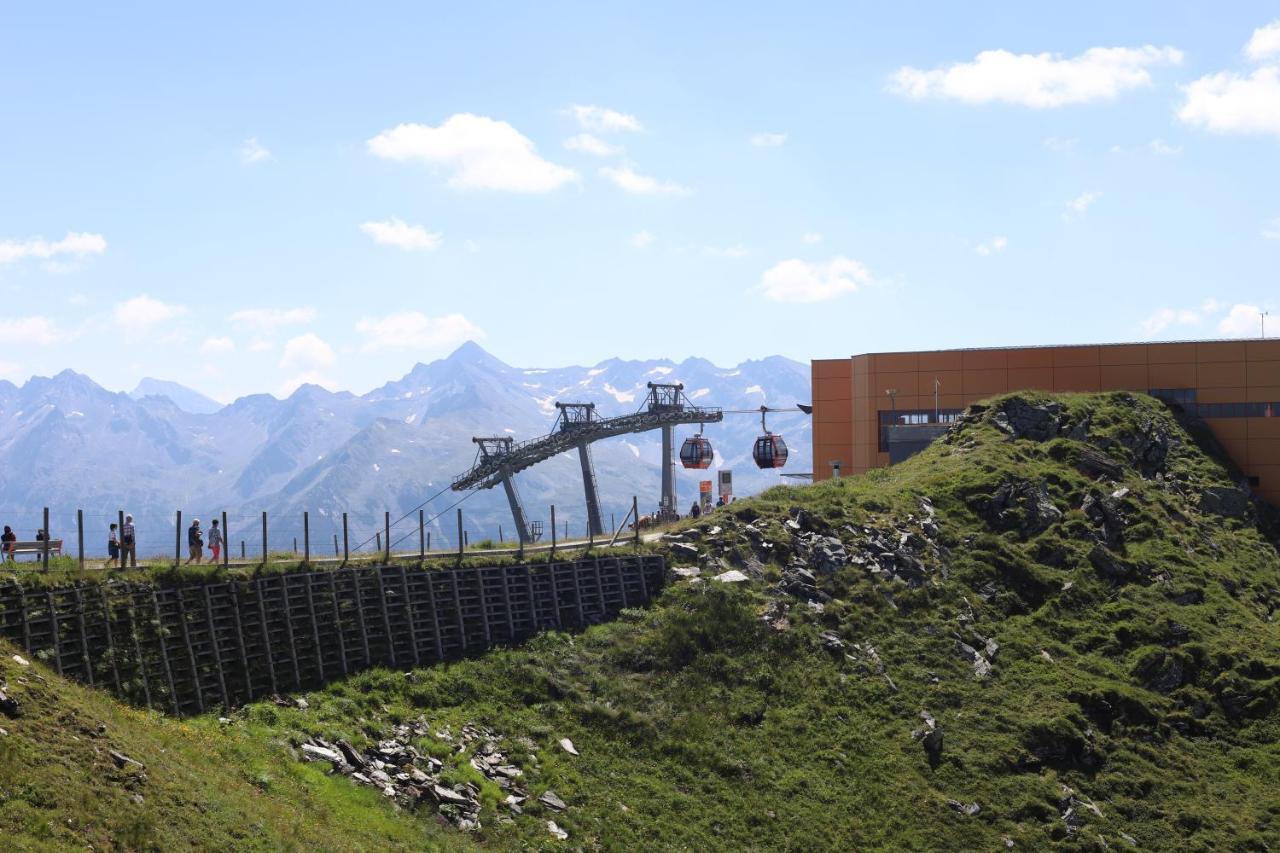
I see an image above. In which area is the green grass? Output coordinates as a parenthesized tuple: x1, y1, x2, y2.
(2, 391, 1278, 850)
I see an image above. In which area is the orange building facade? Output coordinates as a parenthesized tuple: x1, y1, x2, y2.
(811, 340, 1280, 505)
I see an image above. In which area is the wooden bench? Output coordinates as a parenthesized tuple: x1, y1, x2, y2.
(3, 539, 64, 560)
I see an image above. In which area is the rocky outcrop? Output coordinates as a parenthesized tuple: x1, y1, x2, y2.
(980, 479, 1062, 537)
(992, 398, 1064, 441)
(1199, 486, 1253, 520)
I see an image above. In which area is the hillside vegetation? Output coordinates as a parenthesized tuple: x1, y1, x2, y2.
(2, 391, 1278, 850)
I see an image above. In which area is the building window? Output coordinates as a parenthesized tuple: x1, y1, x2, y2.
(1149, 389, 1277, 419)
(877, 408, 963, 452)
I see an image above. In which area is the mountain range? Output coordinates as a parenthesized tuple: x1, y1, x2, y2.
(0, 343, 810, 557)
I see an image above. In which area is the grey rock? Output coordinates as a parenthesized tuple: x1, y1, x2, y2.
(983, 479, 1062, 536)
(1135, 651, 1186, 694)
(1088, 544, 1141, 582)
(1121, 418, 1171, 477)
(1082, 490, 1126, 549)
(539, 790, 568, 811)
(0, 688, 20, 718)
(1199, 486, 1252, 519)
(922, 726, 943, 768)
(301, 743, 344, 765)
(109, 749, 144, 769)
(993, 398, 1063, 441)
(713, 569, 749, 583)
(1076, 446, 1126, 481)
(336, 739, 367, 770)
(669, 542, 700, 559)
(432, 784, 472, 806)
(819, 631, 845, 652)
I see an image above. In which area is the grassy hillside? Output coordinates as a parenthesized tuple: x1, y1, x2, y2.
(2, 391, 1278, 850)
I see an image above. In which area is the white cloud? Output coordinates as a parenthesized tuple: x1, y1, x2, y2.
(114, 295, 185, 331)
(801, 233, 824, 244)
(280, 333, 335, 371)
(0, 360, 20, 380)
(1140, 307, 1203, 338)
(0, 316, 66, 345)
(630, 230, 654, 249)
(565, 104, 642, 133)
(0, 231, 107, 265)
(974, 236, 1008, 256)
(756, 256, 873, 303)
(1218, 303, 1269, 337)
(354, 311, 485, 353)
(1263, 217, 1280, 240)
(1148, 138, 1182, 155)
(1179, 66, 1280, 137)
(248, 339, 274, 353)
(359, 218, 442, 251)
(200, 336, 235, 355)
(1042, 136, 1079, 152)
(563, 133, 621, 157)
(1245, 21, 1280, 61)
(367, 113, 578, 192)
(750, 132, 788, 147)
(240, 137, 270, 164)
(599, 165, 689, 196)
(229, 307, 317, 333)
(889, 45, 1182, 108)
(1063, 190, 1102, 222)
(703, 244, 748, 258)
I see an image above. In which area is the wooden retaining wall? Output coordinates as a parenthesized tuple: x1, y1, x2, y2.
(0, 555, 665, 715)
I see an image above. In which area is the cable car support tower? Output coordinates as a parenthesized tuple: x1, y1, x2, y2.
(452, 384, 722, 542)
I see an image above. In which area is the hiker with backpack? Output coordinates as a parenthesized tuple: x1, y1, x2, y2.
(186, 519, 203, 564)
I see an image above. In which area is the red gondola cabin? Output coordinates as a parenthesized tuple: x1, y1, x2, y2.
(753, 434, 788, 469)
(680, 435, 714, 469)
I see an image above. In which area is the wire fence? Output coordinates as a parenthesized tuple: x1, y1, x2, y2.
(0, 495, 647, 570)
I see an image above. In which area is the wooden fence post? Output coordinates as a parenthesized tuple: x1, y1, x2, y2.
(303, 511, 310, 565)
(77, 509, 84, 570)
(384, 511, 390, 563)
(240, 541, 246, 560)
(376, 532, 382, 554)
(222, 511, 229, 568)
(118, 510, 125, 569)
(261, 511, 267, 565)
(550, 505, 557, 558)
(457, 508, 464, 558)
(42, 507, 49, 570)
(293, 537, 297, 554)
(334, 533, 339, 557)
(419, 510, 425, 560)
(633, 496, 640, 546)
(175, 510, 182, 567)
(342, 512, 349, 564)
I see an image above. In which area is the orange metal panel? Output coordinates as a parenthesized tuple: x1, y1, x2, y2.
(962, 349, 1009, 370)
(1052, 366, 1102, 391)
(1216, 435, 1251, 466)
(1203, 417, 1248, 439)
(871, 353, 919, 373)
(1196, 341, 1248, 363)
(1147, 342, 1197, 364)
(962, 369, 1008, 396)
(1197, 361, 1247, 388)
(812, 359, 852, 380)
(872, 371, 922, 398)
(1007, 367, 1054, 392)
(1148, 362, 1196, 387)
(1099, 344, 1148, 366)
(1099, 364, 1150, 390)
(1250, 464, 1280, 494)
(1245, 386, 1280, 403)
(917, 350, 964, 372)
(1195, 387, 1247, 404)
(1247, 439, 1280, 465)
(1245, 340, 1280, 362)
(813, 377, 851, 402)
(1052, 346, 1100, 367)
(1246, 361, 1280, 387)
(1248, 417, 1280, 439)
(1005, 348, 1055, 369)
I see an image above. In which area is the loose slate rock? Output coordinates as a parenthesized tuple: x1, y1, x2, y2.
(547, 820, 569, 840)
(558, 738, 579, 756)
(714, 569, 750, 583)
(539, 790, 568, 811)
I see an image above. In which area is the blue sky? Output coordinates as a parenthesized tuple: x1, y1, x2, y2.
(2, 2, 1278, 401)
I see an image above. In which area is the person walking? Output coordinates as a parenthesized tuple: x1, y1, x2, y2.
(106, 523, 119, 567)
(2, 526, 15, 562)
(689, 501, 701, 519)
(121, 514, 137, 567)
(207, 518, 223, 565)
(186, 519, 203, 564)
